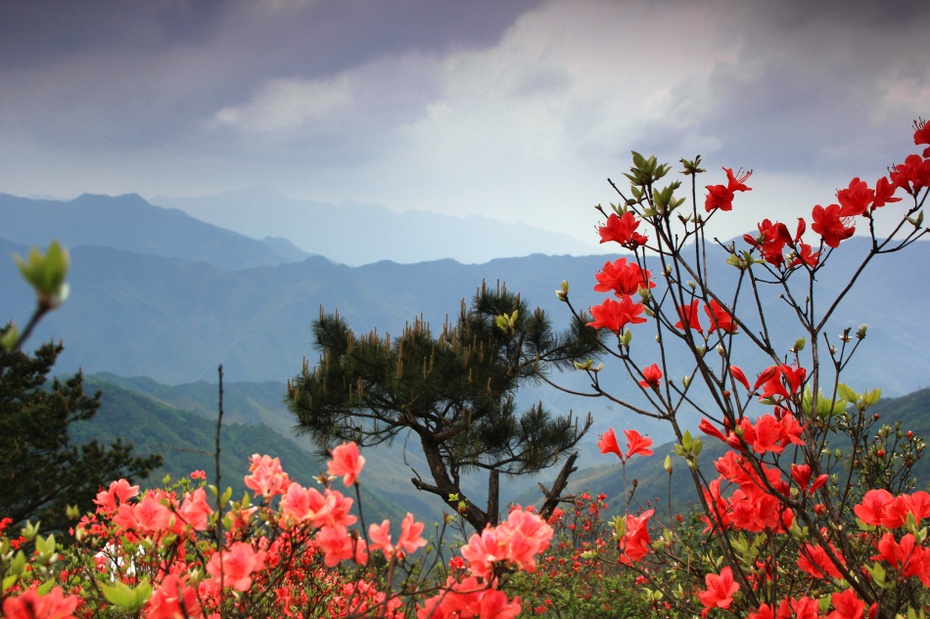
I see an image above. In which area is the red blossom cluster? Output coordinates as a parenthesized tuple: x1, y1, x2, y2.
(597, 427, 654, 462)
(0, 441, 553, 619)
(593, 257, 655, 297)
(584, 119, 930, 619)
(705, 167, 753, 212)
(597, 211, 648, 248)
(744, 121, 929, 263)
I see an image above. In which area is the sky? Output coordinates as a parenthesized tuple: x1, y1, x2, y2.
(2, 0, 928, 254)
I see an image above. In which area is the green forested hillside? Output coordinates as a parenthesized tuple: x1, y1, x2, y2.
(72, 378, 406, 526)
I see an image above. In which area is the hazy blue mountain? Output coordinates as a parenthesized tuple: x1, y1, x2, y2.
(0, 193, 312, 270)
(4, 233, 929, 464)
(153, 188, 606, 266)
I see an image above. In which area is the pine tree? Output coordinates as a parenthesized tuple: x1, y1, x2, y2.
(0, 331, 162, 532)
(287, 283, 598, 530)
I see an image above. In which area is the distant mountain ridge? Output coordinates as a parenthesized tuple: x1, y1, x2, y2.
(153, 188, 605, 266)
(0, 192, 312, 270)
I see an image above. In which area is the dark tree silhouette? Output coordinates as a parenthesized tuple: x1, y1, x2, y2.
(0, 330, 162, 533)
(287, 283, 598, 530)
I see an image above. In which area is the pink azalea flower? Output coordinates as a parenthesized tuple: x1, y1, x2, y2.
(327, 441, 366, 486)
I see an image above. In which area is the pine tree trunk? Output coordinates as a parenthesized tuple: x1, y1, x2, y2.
(487, 469, 500, 527)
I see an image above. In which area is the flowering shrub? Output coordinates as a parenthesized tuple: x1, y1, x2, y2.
(503, 493, 653, 618)
(557, 119, 930, 619)
(0, 444, 553, 618)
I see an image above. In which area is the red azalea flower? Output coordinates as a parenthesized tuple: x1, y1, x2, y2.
(586, 297, 647, 334)
(705, 167, 752, 212)
(147, 575, 203, 619)
(206, 542, 267, 592)
(790, 242, 820, 268)
(836, 177, 874, 217)
(2, 588, 80, 619)
(914, 117, 930, 157)
(597, 427, 623, 458)
(638, 363, 662, 388)
(674, 299, 704, 334)
(704, 299, 737, 334)
(619, 509, 653, 564)
(699, 418, 727, 443)
(328, 441, 366, 487)
(798, 543, 845, 580)
(699, 566, 739, 618)
(244, 454, 291, 498)
(828, 589, 866, 619)
(593, 258, 655, 297)
(890, 154, 930, 196)
(745, 219, 788, 266)
(623, 428, 654, 459)
(755, 364, 806, 402)
(811, 203, 855, 248)
(597, 212, 648, 247)
(729, 365, 750, 390)
(704, 183, 735, 212)
(872, 176, 902, 208)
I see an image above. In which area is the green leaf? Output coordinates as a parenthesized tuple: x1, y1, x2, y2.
(0, 325, 19, 351)
(13, 241, 70, 307)
(100, 580, 152, 614)
(2, 574, 18, 593)
(10, 550, 26, 577)
(836, 383, 857, 404)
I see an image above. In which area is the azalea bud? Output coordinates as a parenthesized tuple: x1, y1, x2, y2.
(682, 375, 691, 388)
(856, 324, 867, 339)
(663, 455, 672, 474)
(716, 345, 725, 356)
(556, 281, 569, 302)
(611, 514, 626, 538)
(621, 328, 633, 347)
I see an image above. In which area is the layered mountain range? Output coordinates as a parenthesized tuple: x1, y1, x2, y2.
(2, 191, 928, 521)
